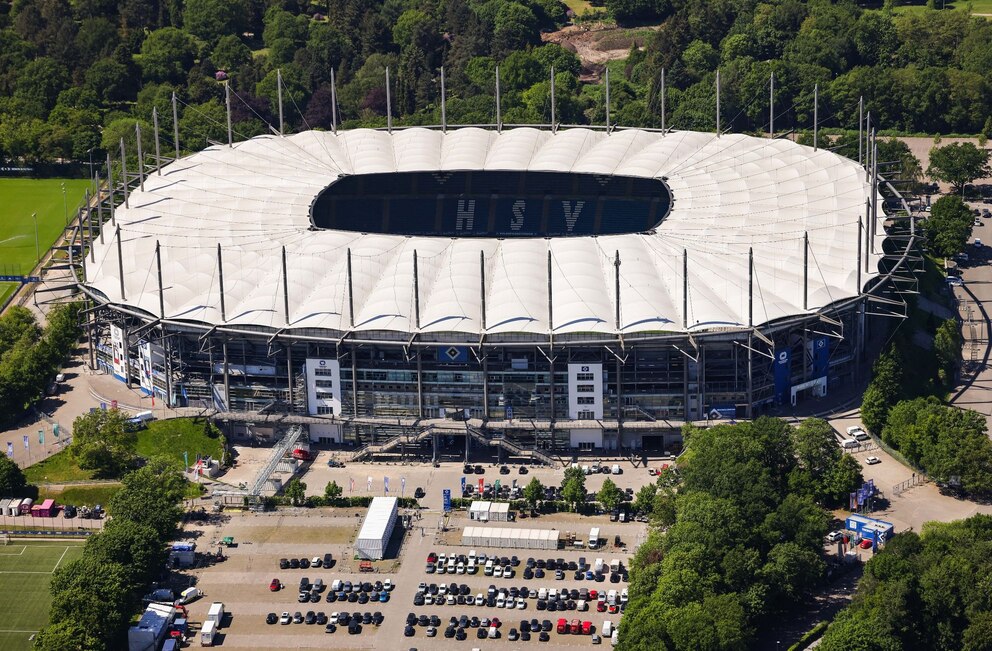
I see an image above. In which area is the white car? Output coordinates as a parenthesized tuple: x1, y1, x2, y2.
(383, 579, 393, 591)
(329, 612, 339, 625)
(516, 597, 526, 609)
(620, 588, 628, 604)
(456, 563, 465, 574)
(496, 595, 506, 608)
(503, 567, 515, 579)
(826, 530, 844, 542)
(475, 593, 485, 606)
(611, 464, 622, 475)
(947, 277, 964, 287)
(865, 456, 881, 465)
(280, 612, 291, 625)
(446, 594, 455, 605)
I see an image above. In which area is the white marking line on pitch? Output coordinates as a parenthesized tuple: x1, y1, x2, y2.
(0, 629, 38, 633)
(0, 546, 26, 556)
(51, 546, 71, 572)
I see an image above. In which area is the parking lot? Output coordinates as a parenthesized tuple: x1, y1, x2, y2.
(181, 456, 652, 649)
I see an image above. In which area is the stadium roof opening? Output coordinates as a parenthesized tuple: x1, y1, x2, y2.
(310, 170, 672, 237)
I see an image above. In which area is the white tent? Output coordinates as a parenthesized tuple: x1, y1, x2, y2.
(460, 526, 560, 550)
(355, 497, 398, 560)
(489, 502, 510, 522)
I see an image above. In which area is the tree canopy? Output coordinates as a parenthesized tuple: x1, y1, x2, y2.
(927, 142, 992, 194)
(924, 195, 975, 257)
(68, 408, 138, 478)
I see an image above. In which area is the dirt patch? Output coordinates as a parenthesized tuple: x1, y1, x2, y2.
(542, 22, 660, 80)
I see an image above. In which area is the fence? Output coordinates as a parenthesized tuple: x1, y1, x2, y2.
(892, 473, 928, 497)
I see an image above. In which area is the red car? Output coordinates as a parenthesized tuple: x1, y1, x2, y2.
(557, 618, 567, 634)
(589, 589, 598, 600)
(597, 601, 607, 612)
(427, 552, 438, 563)
(570, 619, 581, 634)
(491, 617, 501, 628)
(608, 604, 620, 614)
(582, 621, 592, 635)
(859, 538, 873, 549)
(269, 578, 281, 592)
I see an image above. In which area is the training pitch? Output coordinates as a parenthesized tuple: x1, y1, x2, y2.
(0, 178, 91, 307)
(0, 538, 85, 649)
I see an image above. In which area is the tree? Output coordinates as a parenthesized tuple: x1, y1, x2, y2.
(48, 557, 133, 648)
(324, 480, 342, 502)
(523, 477, 544, 509)
(861, 346, 904, 434)
(86, 519, 168, 587)
(69, 408, 137, 478)
(927, 142, 991, 194)
(632, 482, 658, 516)
(493, 3, 538, 58)
(0, 454, 31, 498)
(597, 478, 624, 512)
(285, 478, 307, 506)
(934, 318, 963, 386)
(107, 457, 187, 538)
(183, 0, 248, 44)
(13, 57, 70, 119)
(606, 0, 673, 24)
(924, 195, 974, 257)
(210, 35, 252, 72)
(33, 619, 102, 651)
(561, 467, 586, 511)
(139, 27, 197, 84)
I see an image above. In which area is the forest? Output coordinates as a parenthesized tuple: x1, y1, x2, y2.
(2, 0, 992, 167)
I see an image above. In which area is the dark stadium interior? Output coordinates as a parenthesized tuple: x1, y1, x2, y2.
(310, 170, 671, 237)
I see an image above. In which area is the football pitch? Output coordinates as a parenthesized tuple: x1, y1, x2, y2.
(0, 539, 85, 649)
(0, 178, 92, 307)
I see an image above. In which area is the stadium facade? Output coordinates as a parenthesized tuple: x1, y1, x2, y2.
(75, 125, 914, 455)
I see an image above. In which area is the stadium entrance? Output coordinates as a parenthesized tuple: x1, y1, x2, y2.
(311, 170, 671, 237)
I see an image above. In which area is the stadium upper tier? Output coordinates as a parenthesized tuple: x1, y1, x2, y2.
(87, 127, 885, 339)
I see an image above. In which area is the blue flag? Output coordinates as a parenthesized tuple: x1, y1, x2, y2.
(6, 442, 12, 458)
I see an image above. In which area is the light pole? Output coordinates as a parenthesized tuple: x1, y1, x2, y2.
(31, 212, 39, 264)
(61, 182, 67, 226)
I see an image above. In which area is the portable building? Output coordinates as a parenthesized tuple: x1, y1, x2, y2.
(489, 502, 510, 522)
(206, 602, 224, 626)
(469, 501, 491, 521)
(169, 542, 196, 568)
(200, 620, 217, 646)
(18, 498, 32, 514)
(7, 499, 22, 516)
(355, 497, 399, 560)
(461, 526, 560, 550)
(0, 499, 10, 516)
(845, 514, 895, 544)
(33, 499, 56, 517)
(127, 603, 174, 651)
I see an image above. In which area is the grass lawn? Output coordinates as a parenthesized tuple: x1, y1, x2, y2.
(0, 283, 16, 307)
(136, 417, 225, 469)
(36, 484, 121, 509)
(0, 539, 85, 650)
(23, 450, 94, 485)
(892, 0, 992, 15)
(562, 0, 594, 15)
(0, 179, 91, 277)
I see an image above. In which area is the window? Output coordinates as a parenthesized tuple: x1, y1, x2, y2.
(576, 372, 595, 381)
(577, 397, 596, 405)
(577, 410, 596, 419)
(315, 380, 334, 388)
(316, 406, 335, 415)
(314, 368, 336, 376)
(576, 384, 595, 393)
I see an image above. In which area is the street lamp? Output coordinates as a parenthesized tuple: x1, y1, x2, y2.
(61, 182, 67, 226)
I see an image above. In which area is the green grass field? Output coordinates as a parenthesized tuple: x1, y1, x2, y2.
(137, 417, 226, 469)
(36, 484, 121, 510)
(23, 450, 95, 484)
(0, 178, 91, 308)
(0, 539, 86, 650)
(892, 0, 992, 15)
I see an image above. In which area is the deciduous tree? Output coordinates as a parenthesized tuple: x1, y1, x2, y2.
(927, 142, 991, 194)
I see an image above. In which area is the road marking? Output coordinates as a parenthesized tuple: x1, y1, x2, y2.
(52, 546, 71, 571)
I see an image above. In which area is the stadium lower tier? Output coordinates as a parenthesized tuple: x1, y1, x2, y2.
(88, 301, 869, 451)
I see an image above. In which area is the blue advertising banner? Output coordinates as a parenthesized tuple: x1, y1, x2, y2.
(810, 337, 830, 379)
(460, 476, 466, 495)
(774, 347, 791, 404)
(442, 489, 452, 513)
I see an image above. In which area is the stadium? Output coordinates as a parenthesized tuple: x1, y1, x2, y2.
(76, 124, 914, 456)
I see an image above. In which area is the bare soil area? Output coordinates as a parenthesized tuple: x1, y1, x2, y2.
(542, 22, 659, 80)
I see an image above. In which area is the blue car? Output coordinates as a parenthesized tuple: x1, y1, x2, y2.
(379, 592, 389, 603)
(585, 571, 595, 581)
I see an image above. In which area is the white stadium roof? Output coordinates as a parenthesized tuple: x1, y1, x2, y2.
(86, 127, 885, 338)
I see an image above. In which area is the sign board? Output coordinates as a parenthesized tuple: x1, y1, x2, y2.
(442, 489, 451, 513)
(109, 325, 126, 381)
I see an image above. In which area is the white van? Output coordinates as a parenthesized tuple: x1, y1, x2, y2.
(484, 559, 494, 576)
(201, 620, 216, 646)
(468, 550, 477, 564)
(538, 588, 548, 600)
(607, 589, 617, 605)
(594, 558, 605, 573)
(839, 438, 859, 449)
(611, 464, 621, 475)
(602, 620, 613, 637)
(331, 579, 341, 592)
(609, 559, 620, 574)
(178, 587, 201, 604)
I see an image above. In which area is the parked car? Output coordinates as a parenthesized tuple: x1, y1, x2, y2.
(266, 613, 277, 624)
(865, 456, 881, 465)
(269, 578, 281, 591)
